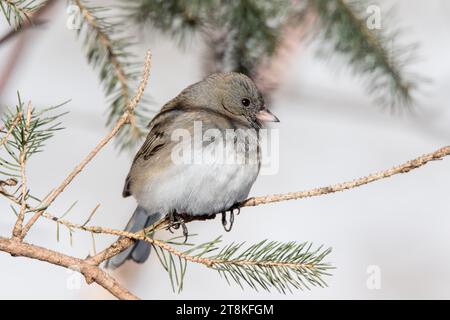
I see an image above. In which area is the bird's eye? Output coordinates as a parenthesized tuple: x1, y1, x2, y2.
(241, 98, 251, 107)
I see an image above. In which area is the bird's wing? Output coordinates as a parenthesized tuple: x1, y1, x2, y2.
(122, 114, 172, 198)
(133, 127, 166, 162)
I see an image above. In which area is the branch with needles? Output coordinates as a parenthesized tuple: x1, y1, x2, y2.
(0, 50, 152, 300)
(42, 144, 450, 269)
(0, 46, 449, 298)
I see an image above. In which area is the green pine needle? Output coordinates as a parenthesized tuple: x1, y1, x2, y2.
(306, 0, 423, 108)
(0, 93, 67, 179)
(153, 236, 333, 294)
(126, 0, 211, 41)
(72, 0, 152, 150)
(0, 0, 40, 29)
(127, 0, 423, 108)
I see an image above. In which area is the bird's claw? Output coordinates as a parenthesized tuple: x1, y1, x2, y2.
(221, 209, 235, 232)
(167, 211, 189, 242)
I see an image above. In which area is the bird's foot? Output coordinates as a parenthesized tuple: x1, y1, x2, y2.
(221, 205, 240, 232)
(167, 211, 189, 243)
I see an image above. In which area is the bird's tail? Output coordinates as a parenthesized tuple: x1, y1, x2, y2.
(106, 206, 161, 269)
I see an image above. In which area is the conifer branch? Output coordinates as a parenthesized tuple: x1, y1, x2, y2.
(0, 73, 448, 296)
(0, 95, 66, 183)
(0, 51, 151, 300)
(72, 0, 150, 149)
(241, 146, 450, 207)
(152, 237, 331, 293)
(0, 0, 38, 29)
(11, 102, 32, 238)
(306, 0, 421, 107)
(76, 145, 450, 272)
(24, 209, 332, 294)
(0, 0, 55, 46)
(29, 146, 450, 292)
(127, 0, 209, 38)
(129, 0, 422, 107)
(1, 109, 449, 297)
(0, 32, 446, 297)
(19, 50, 152, 240)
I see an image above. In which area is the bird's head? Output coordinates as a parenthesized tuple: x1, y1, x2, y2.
(185, 72, 279, 127)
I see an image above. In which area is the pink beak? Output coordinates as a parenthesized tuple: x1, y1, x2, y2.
(256, 108, 280, 123)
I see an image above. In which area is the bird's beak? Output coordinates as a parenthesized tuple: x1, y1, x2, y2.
(256, 108, 280, 123)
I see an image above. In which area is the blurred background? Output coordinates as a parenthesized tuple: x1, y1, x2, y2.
(0, 0, 450, 299)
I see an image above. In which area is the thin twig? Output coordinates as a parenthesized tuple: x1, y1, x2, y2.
(18, 50, 151, 240)
(43, 212, 316, 270)
(12, 102, 32, 238)
(241, 146, 450, 207)
(73, 0, 130, 107)
(0, 50, 151, 300)
(52, 145, 450, 266)
(0, 43, 447, 296)
(0, 0, 56, 46)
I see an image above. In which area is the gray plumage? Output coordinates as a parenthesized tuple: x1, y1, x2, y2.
(107, 72, 279, 269)
(106, 207, 162, 269)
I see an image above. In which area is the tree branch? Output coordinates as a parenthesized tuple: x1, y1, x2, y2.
(241, 145, 450, 207)
(0, 0, 56, 46)
(41, 145, 450, 267)
(18, 50, 152, 240)
(0, 236, 138, 299)
(0, 50, 151, 300)
(12, 102, 32, 238)
(73, 0, 129, 104)
(0, 35, 448, 296)
(0, 77, 447, 296)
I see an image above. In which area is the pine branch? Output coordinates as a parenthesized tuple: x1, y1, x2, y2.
(18, 50, 152, 241)
(37, 140, 449, 293)
(218, 0, 287, 76)
(76, 145, 450, 270)
(126, 0, 211, 41)
(25, 204, 333, 294)
(203, 0, 289, 77)
(11, 102, 32, 238)
(72, 0, 151, 150)
(0, 0, 39, 29)
(154, 236, 332, 293)
(128, 0, 422, 106)
(305, 0, 421, 108)
(241, 146, 450, 207)
(0, 95, 67, 238)
(0, 93, 67, 180)
(0, 51, 152, 300)
(2, 142, 449, 295)
(129, 0, 288, 76)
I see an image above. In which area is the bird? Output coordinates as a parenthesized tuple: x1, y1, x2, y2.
(106, 72, 279, 269)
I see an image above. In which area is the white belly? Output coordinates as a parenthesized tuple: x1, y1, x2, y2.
(136, 135, 260, 216)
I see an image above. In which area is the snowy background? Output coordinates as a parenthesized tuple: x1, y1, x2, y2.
(0, 0, 449, 299)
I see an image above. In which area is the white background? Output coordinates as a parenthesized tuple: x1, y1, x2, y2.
(1, 0, 450, 299)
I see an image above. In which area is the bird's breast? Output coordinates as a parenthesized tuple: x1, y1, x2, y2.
(135, 127, 261, 216)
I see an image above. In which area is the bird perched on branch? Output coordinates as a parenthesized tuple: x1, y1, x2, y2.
(107, 72, 279, 269)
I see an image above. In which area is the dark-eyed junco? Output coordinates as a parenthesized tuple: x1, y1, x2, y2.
(107, 72, 279, 269)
